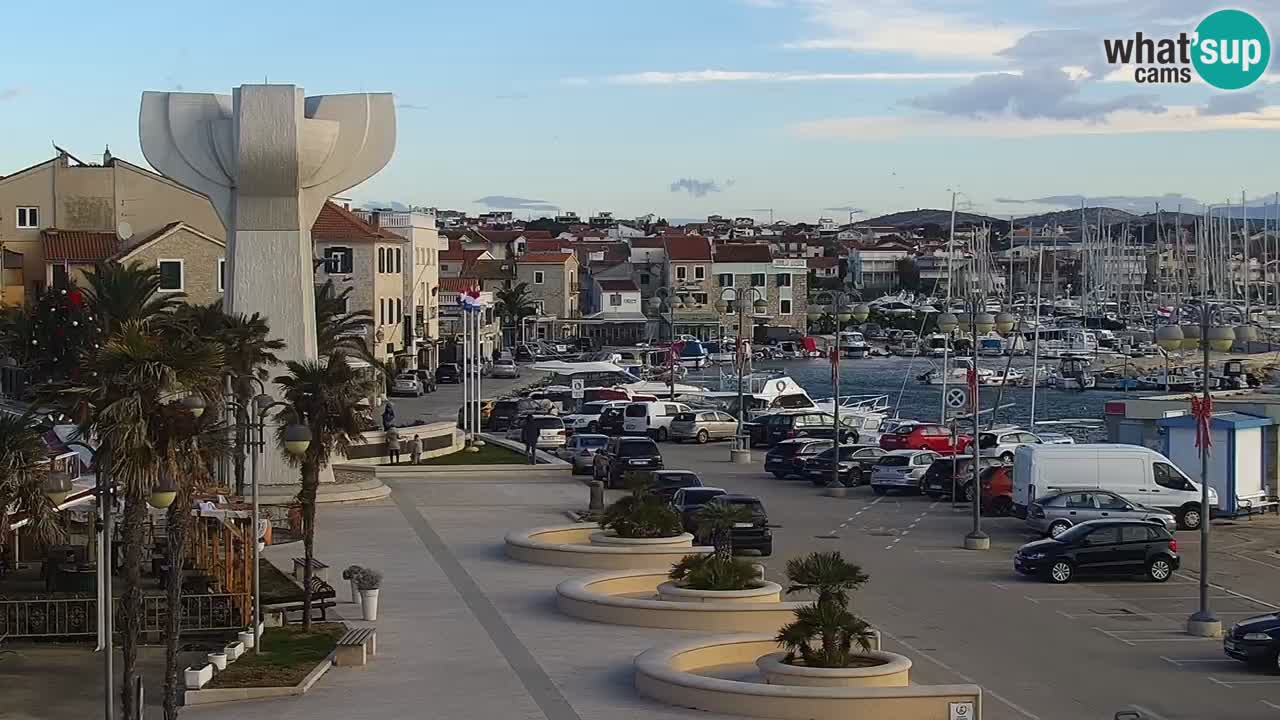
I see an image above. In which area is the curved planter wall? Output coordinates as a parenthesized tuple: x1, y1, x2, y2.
(588, 532, 694, 547)
(655, 581, 782, 604)
(756, 651, 911, 688)
(556, 571, 800, 632)
(505, 525, 711, 570)
(635, 634, 983, 720)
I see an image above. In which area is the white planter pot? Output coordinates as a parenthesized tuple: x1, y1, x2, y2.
(224, 641, 244, 662)
(350, 580, 361, 605)
(360, 589, 380, 621)
(238, 631, 255, 649)
(207, 652, 227, 671)
(184, 664, 214, 689)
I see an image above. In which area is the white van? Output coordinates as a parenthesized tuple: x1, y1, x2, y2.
(1012, 444, 1218, 529)
(622, 401, 690, 441)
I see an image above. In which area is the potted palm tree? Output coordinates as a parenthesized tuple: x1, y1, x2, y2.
(594, 476, 689, 546)
(356, 568, 383, 621)
(756, 551, 911, 687)
(658, 501, 781, 601)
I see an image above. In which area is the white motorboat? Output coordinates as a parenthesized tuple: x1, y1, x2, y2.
(919, 357, 994, 386)
(838, 331, 871, 358)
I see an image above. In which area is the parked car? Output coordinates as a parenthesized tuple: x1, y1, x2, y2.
(487, 399, 522, 432)
(977, 428, 1042, 463)
(869, 449, 940, 495)
(390, 372, 424, 397)
(1013, 444, 1218, 529)
(558, 433, 610, 475)
(921, 455, 1003, 501)
(1026, 489, 1179, 538)
(763, 439, 834, 480)
(670, 410, 739, 444)
(489, 357, 521, 379)
(414, 369, 437, 393)
(435, 363, 461, 384)
(563, 400, 629, 435)
(1013, 519, 1179, 584)
(805, 444, 887, 487)
(672, 487, 729, 532)
(750, 411, 859, 448)
(696, 495, 772, 556)
(1223, 613, 1280, 670)
(980, 464, 1016, 516)
(593, 436, 664, 488)
(1036, 432, 1076, 445)
(879, 423, 971, 454)
(648, 470, 704, 501)
(503, 414, 566, 449)
(622, 401, 690, 441)
(598, 405, 626, 436)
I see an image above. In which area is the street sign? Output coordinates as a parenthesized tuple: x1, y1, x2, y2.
(949, 701, 975, 720)
(571, 379, 585, 399)
(945, 387, 968, 410)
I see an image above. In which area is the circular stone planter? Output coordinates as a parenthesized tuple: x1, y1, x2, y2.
(655, 580, 782, 604)
(635, 634, 983, 720)
(756, 651, 910, 687)
(557, 570, 799, 632)
(505, 524, 711, 570)
(588, 531, 693, 547)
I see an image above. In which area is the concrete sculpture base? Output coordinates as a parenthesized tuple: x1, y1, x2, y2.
(556, 571, 798, 632)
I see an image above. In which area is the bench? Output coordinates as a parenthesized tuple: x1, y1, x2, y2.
(292, 557, 330, 582)
(278, 577, 338, 624)
(334, 627, 377, 666)
(1236, 495, 1280, 519)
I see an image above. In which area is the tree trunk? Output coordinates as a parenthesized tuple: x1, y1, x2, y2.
(232, 385, 251, 496)
(119, 489, 147, 720)
(161, 485, 193, 720)
(299, 456, 321, 632)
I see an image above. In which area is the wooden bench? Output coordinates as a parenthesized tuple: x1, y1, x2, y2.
(278, 577, 338, 624)
(334, 627, 377, 666)
(292, 557, 330, 582)
(1236, 495, 1280, 519)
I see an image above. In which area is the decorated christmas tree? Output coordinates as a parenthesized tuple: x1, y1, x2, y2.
(27, 284, 100, 382)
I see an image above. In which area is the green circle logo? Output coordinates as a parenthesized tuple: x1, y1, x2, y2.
(1193, 9, 1270, 90)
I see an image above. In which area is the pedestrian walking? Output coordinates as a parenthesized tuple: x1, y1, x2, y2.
(386, 425, 402, 465)
(521, 417, 538, 464)
(382, 401, 396, 432)
(409, 434, 423, 465)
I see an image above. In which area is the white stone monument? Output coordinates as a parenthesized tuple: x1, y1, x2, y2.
(140, 84, 395, 487)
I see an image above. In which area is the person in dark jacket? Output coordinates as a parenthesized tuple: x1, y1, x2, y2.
(521, 416, 539, 464)
(382, 402, 396, 432)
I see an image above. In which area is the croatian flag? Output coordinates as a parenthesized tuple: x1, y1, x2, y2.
(459, 287, 483, 312)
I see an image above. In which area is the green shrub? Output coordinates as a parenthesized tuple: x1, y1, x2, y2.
(776, 551, 875, 668)
(599, 493, 682, 539)
(668, 554, 758, 591)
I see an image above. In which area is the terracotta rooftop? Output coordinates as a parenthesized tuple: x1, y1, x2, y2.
(527, 238, 573, 253)
(312, 201, 402, 241)
(630, 238, 665, 249)
(713, 244, 773, 263)
(42, 229, 120, 263)
(439, 277, 475, 292)
(596, 278, 638, 292)
(519, 252, 573, 264)
(441, 247, 484, 263)
(664, 235, 712, 261)
(467, 259, 513, 280)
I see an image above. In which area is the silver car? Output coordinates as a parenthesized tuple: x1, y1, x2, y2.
(390, 373, 423, 397)
(1027, 489, 1178, 538)
(489, 357, 521, 379)
(670, 410, 739, 444)
(558, 433, 610, 474)
(869, 449, 939, 495)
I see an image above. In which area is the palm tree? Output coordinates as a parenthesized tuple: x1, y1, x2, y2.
(494, 281, 537, 346)
(776, 551, 874, 668)
(82, 260, 184, 333)
(0, 413, 61, 543)
(315, 279, 376, 361)
(695, 501, 753, 559)
(274, 355, 375, 630)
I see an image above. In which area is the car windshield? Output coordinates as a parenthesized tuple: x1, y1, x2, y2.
(439, 364, 459, 372)
(493, 401, 519, 414)
(894, 425, 914, 435)
(770, 444, 801, 457)
(576, 436, 608, 449)
(978, 433, 998, 448)
(878, 456, 910, 467)
(618, 440, 658, 457)
(719, 499, 766, 518)
(530, 417, 563, 430)
(580, 402, 609, 415)
(655, 473, 699, 488)
(624, 404, 648, 417)
(681, 489, 725, 505)
(495, 359, 514, 366)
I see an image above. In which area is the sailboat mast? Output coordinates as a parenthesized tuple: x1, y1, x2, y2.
(940, 192, 957, 424)
(1030, 247, 1044, 428)
(1243, 189, 1250, 331)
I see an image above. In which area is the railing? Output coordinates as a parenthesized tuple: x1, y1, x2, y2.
(0, 593, 250, 638)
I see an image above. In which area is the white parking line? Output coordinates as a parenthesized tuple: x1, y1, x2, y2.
(1262, 699, 1280, 711)
(1159, 656, 1237, 666)
(878, 628, 1041, 720)
(1230, 552, 1280, 571)
(1129, 705, 1172, 720)
(1211, 676, 1280, 687)
(1174, 572, 1280, 610)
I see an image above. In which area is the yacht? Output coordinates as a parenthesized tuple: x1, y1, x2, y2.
(699, 371, 815, 420)
(977, 332, 1005, 357)
(811, 394, 892, 440)
(923, 333, 950, 358)
(919, 357, 995, 386)
(1056, 356, 1095, 391)
(838, 331, 871, 358)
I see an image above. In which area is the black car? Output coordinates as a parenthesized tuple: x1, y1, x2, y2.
(750, 411, 859, 448)
(672, 487, 729, 533)
(435, 363, 461, 384)
(764, 439, 834, 479)
(805, 444, 887, 487)
(921, 456, 1003, 500)
(699, 495, 772, 556)
(1224, 613, 1280, 670)
(598, 406, 626, 436)
(487, 399, 521, 432)
(648, 470, 703, 502)
(415, 369, 437, 393)
(1013, 519, 1179, 584)
(593, 436, 664, 489)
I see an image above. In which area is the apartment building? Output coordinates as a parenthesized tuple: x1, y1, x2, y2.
(355, 208, 445, 368)
(516, 252, 580, 340)
(661, 235, 719, 340)
(712, 244, 809, 337)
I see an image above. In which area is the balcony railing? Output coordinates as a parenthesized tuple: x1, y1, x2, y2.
(0, 593, 250, 638)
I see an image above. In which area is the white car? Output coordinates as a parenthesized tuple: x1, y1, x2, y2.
(563, 400, 629, 434)
(390, 373, 423, 397)
(870, 449, 940, 495)
(622, 401, 691, 441)
(489, 357, 521, 379)
(977, 428, 1043, 463)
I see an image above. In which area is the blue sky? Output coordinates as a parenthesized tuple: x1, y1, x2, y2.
(2, 0, 1278, 222)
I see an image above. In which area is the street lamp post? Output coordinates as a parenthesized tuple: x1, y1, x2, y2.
(812, 291, 868, 487)
(941, 300, 995, 550)
(649, 285, 698, 400)
(716, 287, 768, 463)
(61, 441, 112, 720)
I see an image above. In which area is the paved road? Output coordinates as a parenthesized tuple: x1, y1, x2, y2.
(651, 440, 1280, 720)
(387, 369, 541, 425)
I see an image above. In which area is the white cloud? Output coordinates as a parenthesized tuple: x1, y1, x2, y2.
(604, 69, 987, 85)
(791, 105, 1280, 140)
(782, 0, 1029, 61)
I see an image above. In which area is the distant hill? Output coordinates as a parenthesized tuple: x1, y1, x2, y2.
(1014, 207, 1138, 228)
(857, 209, 1000, 228)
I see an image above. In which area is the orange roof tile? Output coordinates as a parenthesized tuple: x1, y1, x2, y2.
(519, 252, 573, 264)
(664, 235, 712, 261)
(312, 201, 402, 241)
(713, 244, 773, 263)
(42, 229, 120, 263)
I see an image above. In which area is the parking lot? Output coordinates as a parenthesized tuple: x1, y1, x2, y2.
(645, 440, 1280, 720)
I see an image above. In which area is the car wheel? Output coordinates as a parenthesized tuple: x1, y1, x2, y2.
(1048, 520, 1071, 538)
(872, 486, 887, 496)
(696, 430, 709, 444)
(1000, 451, 1014, 464)
(657, 427, 669, 442)
(1047, 560, 1073, 584)
(759, 542, 773, 557)
(963, 484, 976, 503)
(1179, 505, 1202, 530)
(1147, 556, 1174, 582)
(992, 497, 1013, 517)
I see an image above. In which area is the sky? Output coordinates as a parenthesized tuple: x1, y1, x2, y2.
(2, 0, 1279, 223)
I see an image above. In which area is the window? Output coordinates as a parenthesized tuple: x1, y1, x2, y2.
(751, 273, 766, 287)
(640, 273, 650, 286)
(1153, 462, 1192, 491)
(218, 258, 226, 292)
(379, 299, 386, 325)
(396, 297, 402, 321)
(534, 270, 545, 285)
(378, 247, 386, 273)
(395, 247, 402, 274)
(52, 264, 68, 290)
(609, 293, 622, 307)
(691, 292, 707, 305)
(1120, 526, 1150, 543)
(718, 273, 734, 287)
(1097, 493, 1129, 511)
(1083, 526, 1120, 545)
(324, 247, 353, 274)
(676, 266, 687, 281)
(1064, 492, 1094, 509)
(16, 207, 38, 228)
(780, 299, 792, 315)
(776, 273, 791, 287)
(157, 259, 183, 292)
(694, 266, 705, 280)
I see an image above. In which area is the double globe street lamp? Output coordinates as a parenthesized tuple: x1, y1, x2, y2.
(714, 287, 768, 463)
(649, 284, 704, 398)
(806, 292, 869, 489)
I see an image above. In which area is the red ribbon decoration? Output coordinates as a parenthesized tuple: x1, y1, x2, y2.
(966, 367, 978, 396)
(1191, 395, 1214, 451)
(829, 347, 839, 386)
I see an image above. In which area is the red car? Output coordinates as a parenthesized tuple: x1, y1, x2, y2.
(878, 423, 972, 454)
